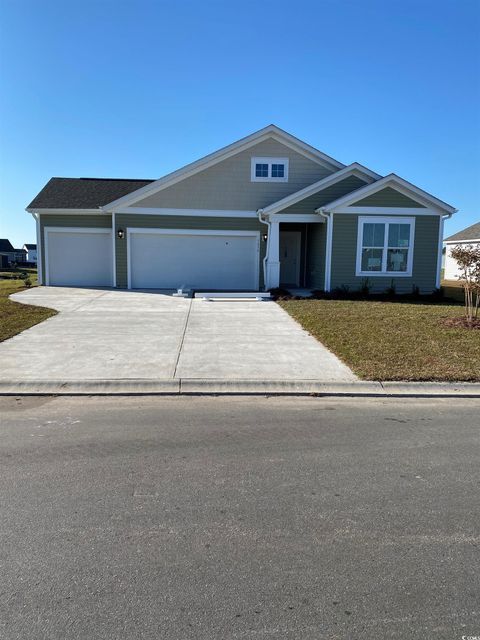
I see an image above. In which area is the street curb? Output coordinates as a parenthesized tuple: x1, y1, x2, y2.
(0, 379, 479, 397)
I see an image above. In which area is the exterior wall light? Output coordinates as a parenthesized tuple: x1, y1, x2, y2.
(262, 233, 268, 242)
(117, 229, 125, 239)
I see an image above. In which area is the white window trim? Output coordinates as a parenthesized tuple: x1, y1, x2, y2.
(251, 157, 289, 183)
(355, 216, 415, 277)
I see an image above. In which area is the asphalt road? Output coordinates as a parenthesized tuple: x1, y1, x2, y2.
(0, 395, 479, 640)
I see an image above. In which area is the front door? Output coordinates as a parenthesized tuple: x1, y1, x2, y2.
(279, 231, 301, 286)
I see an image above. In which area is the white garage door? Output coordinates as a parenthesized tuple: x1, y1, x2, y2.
(128, 229, 259, 290)
(45, 228, 113, 287)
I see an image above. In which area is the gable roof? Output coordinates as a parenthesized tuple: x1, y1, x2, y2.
(0, 239, 15, 252)
(444, 221, 480, 242)
(317, 174, 457, 215)
(261, 163, 381, 216)
(101, 125, 345, 211)
(24, 244, 37, 250)
(27, 178, 154, 210)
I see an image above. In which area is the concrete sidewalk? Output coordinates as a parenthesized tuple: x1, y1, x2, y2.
(2, 287, 356, 383)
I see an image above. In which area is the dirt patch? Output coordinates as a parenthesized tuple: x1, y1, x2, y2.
(442, 317, 480, 330)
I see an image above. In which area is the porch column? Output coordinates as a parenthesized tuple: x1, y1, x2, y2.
(265, 219, 280, 289)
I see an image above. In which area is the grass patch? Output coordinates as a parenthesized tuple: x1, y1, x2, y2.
(279, 299, 480, 381)
(0, 271, 57, 343)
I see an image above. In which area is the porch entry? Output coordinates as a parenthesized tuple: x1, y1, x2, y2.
(279, 231, 301, 287)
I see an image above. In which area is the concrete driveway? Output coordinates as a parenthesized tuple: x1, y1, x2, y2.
(1, 287, 356, 382)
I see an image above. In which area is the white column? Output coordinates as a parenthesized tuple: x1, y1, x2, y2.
(33, 213, 43, 285)
(265, 219, 280, 289)
(324, 213, 333, 292)
(112, 211, 117, 288)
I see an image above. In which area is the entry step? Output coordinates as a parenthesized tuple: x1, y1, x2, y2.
(194, 291, 271, 301)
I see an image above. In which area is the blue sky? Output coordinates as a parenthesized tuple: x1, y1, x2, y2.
(0, 0, 479, 247)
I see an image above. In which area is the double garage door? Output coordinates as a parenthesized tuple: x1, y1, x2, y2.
(45, 227, 259, 290)
(128, 229, 259, 290)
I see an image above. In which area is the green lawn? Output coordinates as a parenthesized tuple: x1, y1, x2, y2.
(279, 299, 479, 382)
(0, 270, 57, 343)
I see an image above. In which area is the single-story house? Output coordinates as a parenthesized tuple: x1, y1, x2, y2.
(27, 125, 457, 293)
(0, 239, 27, 266)
(23, 243, 37, 263)
(443, 221, 480, 280)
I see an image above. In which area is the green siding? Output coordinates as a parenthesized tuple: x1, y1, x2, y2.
(352, 186, 425, 208)
(280, 176, 368, 214)
(306, 223, 326, 289)
(39, 214, 112, 283)
(330, 214, 440, 294)
(133, 139, 334, 211)
(115, 214, 267, 289)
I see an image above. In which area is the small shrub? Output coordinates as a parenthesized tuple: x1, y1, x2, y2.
(385, 279, 396, 297)
(411, 284, 420, 298)
(360, 278, 371, 297)
(268, 287, 294, 300)
(23, 277, 32, 287)
(431, 287, 444, 301)
(450, 244, 480, 323)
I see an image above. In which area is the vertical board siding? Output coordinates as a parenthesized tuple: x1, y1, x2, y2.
(306, 223, 326, 289)
(39, 214, 112, 282)
(115, 214, 267, 289)
(352, 187, 425, 208)
(132, 139, 334, 210)
(330, 214, 440, 294)
(280, 176, 368, 214)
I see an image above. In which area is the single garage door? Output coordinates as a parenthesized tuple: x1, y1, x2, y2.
(128, 229, 259, 290)
(45, 228, 113, 287)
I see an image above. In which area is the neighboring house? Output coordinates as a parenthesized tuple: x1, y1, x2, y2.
(13, 248, 27, 263)
(26, 125, 457, 292)
(0, 239, 15, 264)
(0, 239, 26, 265)
(23, 243, 37, 263)
(443, 221, 480, 281)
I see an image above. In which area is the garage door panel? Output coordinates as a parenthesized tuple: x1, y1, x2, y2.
(46, 230, 113, 287)
(129, 231, 258, 290)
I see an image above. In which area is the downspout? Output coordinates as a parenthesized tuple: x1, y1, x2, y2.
(257, 209, 270, 290)
(437, 211, 455, 289)
(315, 207, 332, 292)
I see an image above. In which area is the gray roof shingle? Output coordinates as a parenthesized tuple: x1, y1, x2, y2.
(0, 239, 15, 252)
(445, 221, 480, 242)
(27, 177, 154, 210)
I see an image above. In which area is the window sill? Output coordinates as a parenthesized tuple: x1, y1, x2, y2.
(355, 271, 413, 278)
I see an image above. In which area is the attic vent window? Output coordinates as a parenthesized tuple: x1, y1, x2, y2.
(251, 157, 289, 182)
